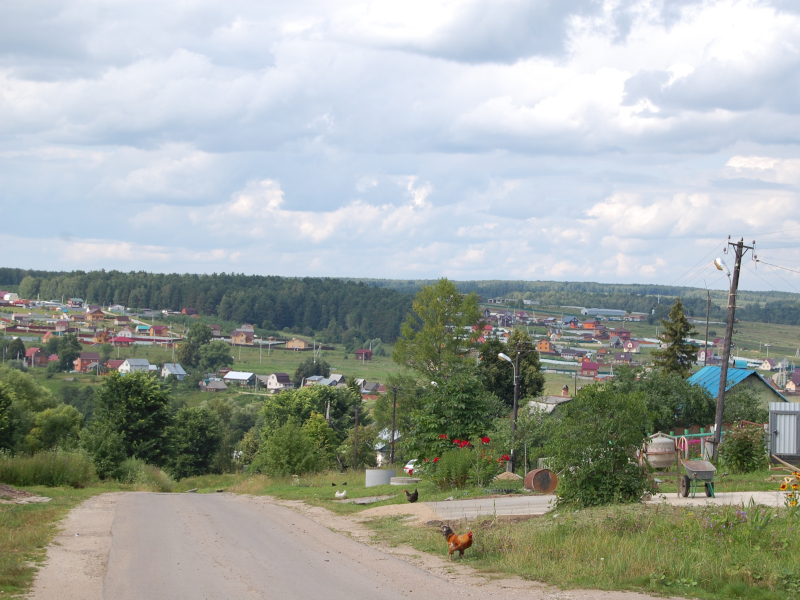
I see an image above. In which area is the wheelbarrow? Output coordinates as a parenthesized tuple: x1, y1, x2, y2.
(679, 459, 717, 498)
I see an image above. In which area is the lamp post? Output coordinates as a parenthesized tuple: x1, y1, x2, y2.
(390, 386, 398, 465)
(498, 350, 520, 473)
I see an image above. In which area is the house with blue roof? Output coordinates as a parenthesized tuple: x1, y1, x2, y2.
(688, 366, 790, 411)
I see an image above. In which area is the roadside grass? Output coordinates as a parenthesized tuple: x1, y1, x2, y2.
(368, 501, 800, 600)
(655, 468, 786, 494)
(173, 469, 532, 515)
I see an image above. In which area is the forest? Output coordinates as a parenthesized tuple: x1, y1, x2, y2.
(0, 269, 411, 342)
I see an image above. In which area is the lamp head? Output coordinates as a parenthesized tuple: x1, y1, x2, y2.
(714, 257, 730, 276)
(498, 352, 512, 364)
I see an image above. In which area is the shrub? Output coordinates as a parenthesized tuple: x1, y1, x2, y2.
(548, 383, 654, 508)
(0, 450, 96, 488)
(116, 458, 175, 492)
(80, 421, 127, 479)
(427, 438, 504, 489)
(720, 425, 767, 474)
(167, 406, 223, 479)
(250, 421, 322, 477)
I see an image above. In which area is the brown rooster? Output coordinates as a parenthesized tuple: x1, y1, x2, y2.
(404, 488, 418, 503)
(440, 524, 473, 560)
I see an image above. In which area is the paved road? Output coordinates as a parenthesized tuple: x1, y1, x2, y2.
(103, 493, 514, 600)
(424, 491, 785, 520)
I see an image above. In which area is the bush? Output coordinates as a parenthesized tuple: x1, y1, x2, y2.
(427, 438, 504, 489)
(116, 458, 175, 492)
(80, 421, 127, 479)
(720, 425, 767, 474)
(251, 421, 322, 477)
(0, 450, 96, 488)
(167, 407, 223, 479)
(549, 383, 655, 508)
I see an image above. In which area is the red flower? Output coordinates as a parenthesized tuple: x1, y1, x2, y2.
(453, 438, 461, 444)
(459, 440, 470, 448)
(480, 436, 490, 444)
(433, 457, 439, 463)
(439, 434, 448, 439)
(408, 469, 413, 476)
(500, 454, 510, 461)
(424, 458, 429, 462)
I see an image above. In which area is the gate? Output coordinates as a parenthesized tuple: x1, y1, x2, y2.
(769, 402, 800, 460)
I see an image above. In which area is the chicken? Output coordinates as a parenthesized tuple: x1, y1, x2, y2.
(404, 488, 419, 503)
(334, 489, 347, 499)
(440, 525, 473, 560)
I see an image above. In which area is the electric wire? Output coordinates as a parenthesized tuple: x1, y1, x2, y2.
(670, 240, 726, 287)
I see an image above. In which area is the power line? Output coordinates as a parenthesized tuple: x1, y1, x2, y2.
(761, 263, 800, 295)
(670, 241, 726, 287)
(755, 259, 800, 276)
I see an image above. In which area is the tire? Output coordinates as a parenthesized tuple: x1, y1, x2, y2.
(704, 483, 713, 497)
(680, 475, 690, 498)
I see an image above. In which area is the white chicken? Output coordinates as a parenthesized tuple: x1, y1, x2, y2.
(334, 489, 347, 499)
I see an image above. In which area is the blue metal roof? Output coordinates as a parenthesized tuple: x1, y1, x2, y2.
(688, 365, 788, 402)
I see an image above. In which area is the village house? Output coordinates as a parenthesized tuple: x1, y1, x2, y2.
(67, 298, 84, 308)
(209, 324, 222, 337)
(614, 352, 633, 365)
(608, 328, 632, 341)
(106, 359, 124, 371)
(117, 326, 135, 338)
(93, 330, 113, 344)
(74, 352, 102, 373)
(689, 365, 788, 410)
(240, 323, 255, 332)
(230, 329, 254, 345)
(118, 358, 151, 374)
(86, 309, 105, 324)
(223, 371, 255, 386)
(561, 316, 579, 327)
(55, 320, 70, 332)
(150, 325, 168, 337)
(582, 319, 600, 330)
(286, 338, 311, 350)
(265, 372, 293, 392)
(108, 304, 126, 313)
(760, 358, 777, 371)
(161, 363, 187, 381)
(786, 372, 800, 394)
(70, 314, 86, 323)
(624, 340, 640, 353)
(199, 380, 228, 392)
(355, 349, 373, 361)
(114, 315, 130, 325)
(25, 347, 47, 368)
(181, 308, 197, 316)
(580, 360, 600, 377)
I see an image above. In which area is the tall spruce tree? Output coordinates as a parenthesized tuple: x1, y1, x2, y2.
(653, 298, 697, 377)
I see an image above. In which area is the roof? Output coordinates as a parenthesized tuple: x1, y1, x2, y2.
(204, 380, 228, 390)
(271, 372, 291, 383)
(162, 363, 187, 376)
(25, 347, 41, 357)
(123, 358, 151, 366)
(107, 359, 124, 369)
(223, 371, 254, 381)
(688, 366, 788, 402)
(581, 361, 599, 370)
(48, 354, 58, 361)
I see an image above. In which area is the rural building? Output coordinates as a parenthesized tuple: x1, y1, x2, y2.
(86, 309, 105, 324)
(67, 298, 84, 308)
(161, 363, 187, 380)
(93, 330, 113, 344)
(536, 339, 555, 354)
(265, 372, 293, 392)
(688, 366, 789, 411)
(150, 325, 168, 337)
(786, 372, 800, 394)
(561, 316, 579, 327)
(760, 359, 777, 371)
(25, 347, 47, 368)
(114, 315, 130, 325)
(117, 327, 135, 338)
(231, 329, 254, 345)
(624, 340, 640, 353)
(55, 320, 70, 332)
(286, 338, 311, 350)
(210, 324, 222, 337)
(240, 323, 255, 332)
(581, 308, 626, 317)
(580, 361, 599, 377)
(119, 358, 152, 374)
(608, 328, 632, 341)
(199, 380, 227, 392)
(582, 320, 600, 330)
(74, 352, 102, 373)
(106, 359, 124, 371)
(223, 371, 255, 386)
(355, 349, 373, 361)
(181, 308, 197, 315)
(69, 314, 86, 323)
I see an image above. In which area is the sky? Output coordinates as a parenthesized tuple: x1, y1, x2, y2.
(2, 0, 800, 293)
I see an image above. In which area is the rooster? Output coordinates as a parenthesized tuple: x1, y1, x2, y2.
(440, 524, 473, 560)
(334, 489, 347, 499)
(404, 489, 419, 503)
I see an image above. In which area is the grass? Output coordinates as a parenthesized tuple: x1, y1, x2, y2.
(0, 483, 126, 597)
(368, 501, 800, 600)
(654, 468, 789, 494)
(0, 451, 95, 489)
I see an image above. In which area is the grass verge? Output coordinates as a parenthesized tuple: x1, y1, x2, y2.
(368, 501, 800, 600)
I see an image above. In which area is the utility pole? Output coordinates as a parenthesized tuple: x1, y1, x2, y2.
(509, 343, 521, 473)
(712, 238, 754, 460)
(353, 395, 359, 472)
(390, 387, 398, 465)
(704, 290, 710, 367)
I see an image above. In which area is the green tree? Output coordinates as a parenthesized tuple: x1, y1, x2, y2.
(99, 343, 113, 363)
(610, 366, 715, 431)
(80, 421, 127, 479)
(177, 322, 213, 368)
(168, 407, 223, 479)
(652, 298, 697, 377)
(723, 384, 769, 424)
(93, 372, 173, 466)
(18, 276, 39, 299)
(58, 334, 82, 372)
(7, 337, 25, 362)
(0, 381, 14, 450)
(478, 330, 545, 408)
(549, 383, 654, 508)
(292, 357, 331, 386)
(408, 371, 504, 459)
(393, 278, 481, 379)
(24, 404, 83, 452)
(337, 423, 378, 469)
(0, 366, 57, 450)
(197, 340, 234, 373)
(251, 420, 322, 476)
(302, 411, 339, 468)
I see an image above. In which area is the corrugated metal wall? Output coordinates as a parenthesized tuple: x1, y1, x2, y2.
(769, 402, 800, 457)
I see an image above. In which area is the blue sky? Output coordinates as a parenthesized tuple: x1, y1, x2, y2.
(1, 0, 800, 292)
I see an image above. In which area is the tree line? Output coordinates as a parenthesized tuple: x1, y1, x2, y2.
(1, 269, 411, 342)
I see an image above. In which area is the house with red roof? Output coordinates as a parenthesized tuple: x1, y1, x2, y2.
(580, 361, 600, 377)
(25, 347, 47, 368)
(150, 325, 169, 337)
(74, 352, 102, 373)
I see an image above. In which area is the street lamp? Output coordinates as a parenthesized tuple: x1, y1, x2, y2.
(498, 352, 520, 473)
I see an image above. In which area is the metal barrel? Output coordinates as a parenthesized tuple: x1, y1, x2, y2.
(524, 468, 558, 494)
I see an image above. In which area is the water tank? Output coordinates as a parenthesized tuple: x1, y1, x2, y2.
(644, 433, 675, 469)
(365, 469, 395, 487)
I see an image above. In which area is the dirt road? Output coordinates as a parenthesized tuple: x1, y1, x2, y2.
(31, 492, 683, 600)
